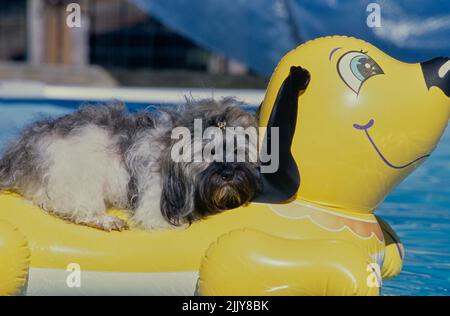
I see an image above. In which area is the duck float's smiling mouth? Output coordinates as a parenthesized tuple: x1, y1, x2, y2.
(353, 119, 430, 169)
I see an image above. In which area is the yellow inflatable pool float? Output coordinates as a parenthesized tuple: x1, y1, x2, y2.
(1, 36, 449, 296)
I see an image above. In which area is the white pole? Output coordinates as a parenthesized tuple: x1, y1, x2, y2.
(69, 0, 89, 66)
(27, 0, 45, 66)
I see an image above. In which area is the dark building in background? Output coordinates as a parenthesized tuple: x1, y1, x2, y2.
(0, 0, 27, 62)
(0, 0, 265, 87)
(0, 0, 245, 72)
(89, 0, 211, 71)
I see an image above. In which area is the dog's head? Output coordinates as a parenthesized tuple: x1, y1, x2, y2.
(160, 98, 262, 225)
(256, 36, 450, 212)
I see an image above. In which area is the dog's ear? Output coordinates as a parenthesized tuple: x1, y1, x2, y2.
(160, 160, 194, 226)
(254, 66, 310, 203)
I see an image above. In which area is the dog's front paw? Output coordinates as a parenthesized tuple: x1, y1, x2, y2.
(103, 216, 129, 232)
(78, 215, 129, 232)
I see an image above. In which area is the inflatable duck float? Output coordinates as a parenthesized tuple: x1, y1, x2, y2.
(1, 36, 449, 296)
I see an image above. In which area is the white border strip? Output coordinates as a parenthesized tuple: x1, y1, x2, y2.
(0, 81, 265, 105)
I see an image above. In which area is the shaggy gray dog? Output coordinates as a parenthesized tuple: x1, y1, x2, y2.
(0, 99, 262, 231)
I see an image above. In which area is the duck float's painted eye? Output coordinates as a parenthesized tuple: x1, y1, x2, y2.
(337, 51, 384, 94)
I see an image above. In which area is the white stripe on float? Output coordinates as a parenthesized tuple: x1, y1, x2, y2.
(26, 267, 199, 296)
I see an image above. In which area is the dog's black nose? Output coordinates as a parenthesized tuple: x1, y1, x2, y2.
(221, 169, 234, 181)
(421, 57, 450, 97)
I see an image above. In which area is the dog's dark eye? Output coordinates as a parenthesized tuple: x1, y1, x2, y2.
(337, 51, 384, 95)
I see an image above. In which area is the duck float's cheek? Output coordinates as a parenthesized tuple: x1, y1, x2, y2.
(353, 119, 430, 170)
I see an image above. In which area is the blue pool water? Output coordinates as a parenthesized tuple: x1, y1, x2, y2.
(0, 99, 449, 296)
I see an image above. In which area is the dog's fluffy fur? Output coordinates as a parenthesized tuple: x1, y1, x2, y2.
(0, 99, 262, 231)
